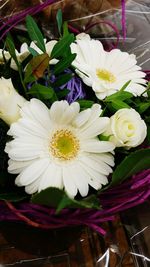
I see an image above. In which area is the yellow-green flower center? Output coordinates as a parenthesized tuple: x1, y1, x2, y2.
(126, 123, 135, 137)
(50, 129, 80, 161)
(96, 69, 116, 83)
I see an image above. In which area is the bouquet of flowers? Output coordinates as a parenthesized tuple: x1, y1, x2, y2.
(0, 6, 150, 235)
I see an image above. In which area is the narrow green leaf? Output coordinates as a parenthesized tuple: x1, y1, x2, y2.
(137, 102, 150, 114)
(28, 84, 54, 99)
(28, 47, 39, 57)
(63, 21, 69, 37)
(147, 126, 150, 145)
(110, 148, 150, 186)
(5, 34, 20, 70)
(56, 9, 63, 35)
(51, 34, 75, 59)
(120, 80, 131, 91)
(26, 15, 46, 53)
(5, 34, 26, 95)
(105, 91, 133, 102)
(111, 100, 130, 110)
(53, 53, 76, 75)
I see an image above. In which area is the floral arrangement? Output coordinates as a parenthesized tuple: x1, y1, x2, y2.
(0, 7, 150, 234)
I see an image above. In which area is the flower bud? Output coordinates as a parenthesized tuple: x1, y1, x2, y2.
(0, 78, 26, 125)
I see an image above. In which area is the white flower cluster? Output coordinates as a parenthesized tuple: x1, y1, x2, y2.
(0, 39, 57, 70)
(0, 34, 148, 198)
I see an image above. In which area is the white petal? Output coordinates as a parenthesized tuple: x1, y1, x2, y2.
(81, 156, 113, 175)
(8, 159, 36, 174)
(92, 153, 115, 167)
(66, 163, 89, 197)
(82, 140, 115, 153)
(62, 166, 78, 198)
(70, 101, 80, 114)
(15, 158, 50, 186)
(79, 161, 108, 186)
(25, 178, 41, 194)
(21, 98, 52, 131)
(73, 109, 91, 128)
(39, 163, 63, 191)
(79, 104, 103, 130)
(79, 117, 110, 138)
(20, 42, 28, 53)
(8, 147, 44, 161)
(49, 100, 69, 123)
(46, 40, 57, 56)
(60, 105, 78, 125)
(8, 118, 48, 139)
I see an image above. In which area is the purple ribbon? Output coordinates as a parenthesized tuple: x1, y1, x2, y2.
(121, 0, 126, 41)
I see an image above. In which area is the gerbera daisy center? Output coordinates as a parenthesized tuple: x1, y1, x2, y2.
(50, 129, 80, 161)
(96, 69, 116, 83)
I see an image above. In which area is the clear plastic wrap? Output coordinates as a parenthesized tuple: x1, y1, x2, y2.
(0, 203, 149, 266)
(1, 0, 150, 68)
(0, 1, 150, 266)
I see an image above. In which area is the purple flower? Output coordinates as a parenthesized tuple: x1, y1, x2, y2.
(51, 70, 86, 103)
(62, 75, 86, 104)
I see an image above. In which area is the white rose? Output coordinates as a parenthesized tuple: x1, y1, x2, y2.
(105, 108, 147, 148)
(0, 78, 26, 125)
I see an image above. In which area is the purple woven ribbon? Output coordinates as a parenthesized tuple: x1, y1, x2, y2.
(0, 169, 150, 235)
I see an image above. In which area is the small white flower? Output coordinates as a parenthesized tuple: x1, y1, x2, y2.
(71, 34, 147, 100)
(5, 99, 115, 198)
(0, 78, 26, 125)
(11, 39, 58, 70)
(105, 108, 147, 148)
(0, 49, 11, 64)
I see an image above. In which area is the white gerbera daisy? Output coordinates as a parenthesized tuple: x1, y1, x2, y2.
(71, 34, 147, 100)
(5, 99, 115, 198)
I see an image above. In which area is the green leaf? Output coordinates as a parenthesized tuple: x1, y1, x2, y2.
(26, 15, 46, 53)
(28, 84, 54, 99)
(28, 47, 39, 57)
(99, 134, 111, 141)
(56, 9, 63, 36)
(111, 100, 130, 110)
(137, 102, 150, 114)
(5, 34, 19, 68)
(31, 187, 100, 212)
(110, 148, 150, 186)
(53, 73, 73, 87)
(147, 125, 150, 145)
(105, 91, 133, 102)
(77, 100, 94, 109)
(24, 53, 50, 82)
(53, 53, 76, 75)
(56, 89, 70, 98)
(51, 33, 75, 59)
(63, 21, 69, 37)
(120, 80, 131, 91)
(5, 34, 26, 95)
